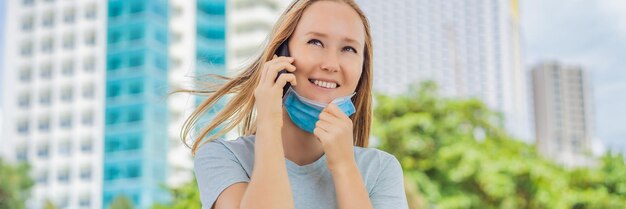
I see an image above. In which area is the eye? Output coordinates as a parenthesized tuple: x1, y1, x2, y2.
(343, 46, 357, 53)
(307, 39, 323, 47)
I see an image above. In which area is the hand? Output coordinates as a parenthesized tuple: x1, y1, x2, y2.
(254, 55, 297, 125)
(313, 103, 356, 173)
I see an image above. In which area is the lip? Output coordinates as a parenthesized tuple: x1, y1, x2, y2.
(308, 77, 340, 86)
(307, 78, 340, 92)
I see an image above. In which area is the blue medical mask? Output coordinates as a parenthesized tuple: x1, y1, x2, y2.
(282, 86, 357, 133)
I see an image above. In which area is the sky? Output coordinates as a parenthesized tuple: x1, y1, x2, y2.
(0, 0, 5, 104)
(521, 0, 626, 153)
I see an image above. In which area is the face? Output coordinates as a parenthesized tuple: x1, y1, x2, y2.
(288, 1, 366, 104)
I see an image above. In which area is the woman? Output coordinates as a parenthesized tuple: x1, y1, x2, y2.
(184, 0, 408, 208)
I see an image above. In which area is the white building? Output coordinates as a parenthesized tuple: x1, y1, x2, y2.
(166, 0, 199, 188)
(227, 0, 291, 71)
(532, 61, 596, 167)
(355, 0, 531, 141)
(1, 0, 106, 208)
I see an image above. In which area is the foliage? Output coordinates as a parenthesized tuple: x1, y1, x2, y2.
(151, 178, 202, 209)
(109, 195, 134, 209)
(0, 159, 34, 209)
(373, 81, 626, 209)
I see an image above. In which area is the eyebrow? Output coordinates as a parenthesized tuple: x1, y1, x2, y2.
(304, 31, 362, 46)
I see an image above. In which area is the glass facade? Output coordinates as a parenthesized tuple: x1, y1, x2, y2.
(104, 0, 170, 208)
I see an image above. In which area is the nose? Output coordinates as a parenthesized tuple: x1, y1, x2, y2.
(320, 51, 340, 73)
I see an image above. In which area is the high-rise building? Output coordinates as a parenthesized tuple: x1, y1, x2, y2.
(354, 0, 530, 140)
(532, 61, 595, 167)
(1, 0, 106, 208)
(227, 0, 291, 70)
(166, 0, 198, 188)
(103, 0, 170, 208)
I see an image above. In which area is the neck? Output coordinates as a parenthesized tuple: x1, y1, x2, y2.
(280, 106, 325, 166)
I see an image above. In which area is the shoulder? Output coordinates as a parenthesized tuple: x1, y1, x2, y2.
(194, 135, 256, 174)
(354, 146, 401, 169)
(195, 135, 256, 159)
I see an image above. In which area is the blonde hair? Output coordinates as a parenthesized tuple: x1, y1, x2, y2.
(181, 0, 373, 155)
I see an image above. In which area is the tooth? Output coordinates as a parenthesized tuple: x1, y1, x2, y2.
(324, 82, 330, 88)
(331, 83, 336, 88)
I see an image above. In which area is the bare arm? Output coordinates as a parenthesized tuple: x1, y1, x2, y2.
(212, 55, 297, 209)
(212, 124, 293, 209)
(239, 123, 294, 209)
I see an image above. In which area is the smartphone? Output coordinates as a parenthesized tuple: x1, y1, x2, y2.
(274, 41, 291, 96)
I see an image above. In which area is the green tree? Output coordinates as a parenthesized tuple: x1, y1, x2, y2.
(152, 178, 201, 209)
(373, 81, 626, 209)
(43, 199, 59, 209)
(109, 195, 133, 209)
(0, 159, 34, 209)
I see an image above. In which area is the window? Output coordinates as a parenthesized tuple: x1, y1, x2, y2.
(128, 28, 144, 41)
(85, 31, 96, 46)
(80, 166, 92, 181)
(37, 171, 48, 184)
(16, 146, 28, 161)
(22, 0, 34, 6)
(59, 140, 71, 156)
(39, 90, 52, 105)
(58, 196, 69, 208)
(107, 57, 121, 71)
(82, 111, 93, 126)
(17, 120, 29, 134)
(108, 31, 121, 44)
(83, 83, 95, 99)
(19, 66, 32, 82)
(128, 109, 143, 122)
(130, 2, 145, 14)
(37, 143, 50, 158)
(38, 117, 51, 132)
(127, 164, 141, 178)
(127, 136, 141, 150)
(62, 33, 74, 50)
(18, 92, 30, 108)
(63, 8, 75, 23)
(61, 86, 73, 102)
(41, 37, 54, 53)
(40, 62, 53, 79)
(81, 137, 93, 153)
(60, 114, 72, 129)
(129, 82, 143, 94)
(22, 15, 34, 32)
(129, 55, 144, 67)
(42, 12, 54, 28)
(108, 4, 122, 18)
(79, 195, 91, 207)
(58, 168, 69, 183)
(20, 41, 33, 57)
(62, 60, 74, 76)
(107, 84, 120, 98)
(84, 56, 95, 72)
(85, 4, 97, 19)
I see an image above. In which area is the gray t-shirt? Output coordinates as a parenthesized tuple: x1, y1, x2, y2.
(194, 135, 408, 209)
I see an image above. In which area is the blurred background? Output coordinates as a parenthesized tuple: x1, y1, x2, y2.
(1, 0, 625, 209)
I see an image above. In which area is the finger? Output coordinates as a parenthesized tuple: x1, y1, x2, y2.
(274, 73, 297, 89)
(265, 62, 296, 87)
(268, 61, 297, 75)
(261, 56, 295, 84)
(259, 63, 269, 85)
(315, 119, 335, 132)
(313, 126, 330, 143)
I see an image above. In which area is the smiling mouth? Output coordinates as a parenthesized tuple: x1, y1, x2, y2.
(308, 79, 340, 89)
